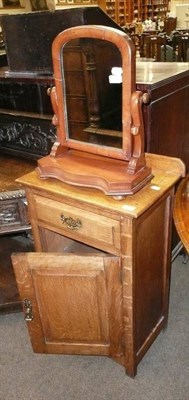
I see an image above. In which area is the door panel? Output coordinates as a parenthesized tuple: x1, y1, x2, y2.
(11, 252, 123, 359)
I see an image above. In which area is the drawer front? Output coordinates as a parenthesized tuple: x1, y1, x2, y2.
(33, 195, 120, 253)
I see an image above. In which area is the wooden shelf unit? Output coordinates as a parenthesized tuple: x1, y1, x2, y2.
(99, 0, 169, 25)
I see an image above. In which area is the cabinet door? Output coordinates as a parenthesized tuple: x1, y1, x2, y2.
(11, 253, 123, 362)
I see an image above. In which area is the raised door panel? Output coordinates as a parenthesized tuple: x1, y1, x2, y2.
(11, 252, 124, 362)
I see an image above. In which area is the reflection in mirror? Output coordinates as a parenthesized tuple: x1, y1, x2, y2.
(62, 38, 122, 149)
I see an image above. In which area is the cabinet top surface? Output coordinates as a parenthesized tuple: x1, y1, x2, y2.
(17, 154, 185, 218)
(136, 62, 189, 85)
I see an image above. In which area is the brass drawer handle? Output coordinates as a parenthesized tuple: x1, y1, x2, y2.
(60, 214, 82, 230)
(23, 299, 33, 322)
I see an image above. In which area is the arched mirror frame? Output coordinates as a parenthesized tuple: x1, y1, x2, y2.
(50, 25, 143, 163)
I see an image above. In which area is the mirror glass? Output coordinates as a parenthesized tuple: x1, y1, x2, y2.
(61, 38, 123, 149)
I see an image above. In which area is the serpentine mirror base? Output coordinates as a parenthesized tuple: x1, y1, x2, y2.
(37, 150, 153, 198)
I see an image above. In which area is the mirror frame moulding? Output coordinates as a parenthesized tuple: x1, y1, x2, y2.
(50, 25, 136, 162)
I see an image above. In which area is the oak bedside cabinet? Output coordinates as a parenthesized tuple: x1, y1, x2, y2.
(11, 154, 185, 377)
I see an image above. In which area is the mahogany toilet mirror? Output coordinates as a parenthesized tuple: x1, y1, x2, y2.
(37, 25, 152, 198)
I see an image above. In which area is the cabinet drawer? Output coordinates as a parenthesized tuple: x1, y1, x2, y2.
(33, 195, 120, 253)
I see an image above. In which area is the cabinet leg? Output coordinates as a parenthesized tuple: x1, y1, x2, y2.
(182, 251, 189, 264)
(125, 364, 137, 379)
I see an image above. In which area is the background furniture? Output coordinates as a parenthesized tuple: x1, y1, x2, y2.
(1, 7, 121, 76)
(138, 31, 189, 62)
(140, 34, 167, 60)
(137, 61, 189, 254)
(12, 154, 184, 377)
(136, 62, 189, 173)
(164, 17, 177, 35)
(0, 0, 171, 26)
(174, 175, 189, 254)
(172, 33, 189, 61)
(0, 154, 34, 235)
(0, 71, 56, 159)
(99, 0, 169, 26)
(0, 234, 34, 314)
(0, 154, 35, 313)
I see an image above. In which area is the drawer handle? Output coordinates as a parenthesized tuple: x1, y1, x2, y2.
(23, 299, 33, 322)
(60, 214, 82, 230)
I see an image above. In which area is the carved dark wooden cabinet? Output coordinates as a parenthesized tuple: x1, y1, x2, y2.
(0, 74, 56, 159)
(0, 154, 35, 314)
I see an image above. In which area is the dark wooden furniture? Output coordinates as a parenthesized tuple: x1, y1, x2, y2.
(12, 154, 184, 377)
(140, 34, 167, 61)
(99, 0, 169, 25)
(0, 154, 35, 235)
(136, 62, 189, 173)
(137, 61, 189, 253)
(0, 70, 56, 159)
(173, 175, 189, 253)
(164, 17, 177, 35)
(0, 154, 35, 313)
(172, 34, 189, 62)
(0, 234, 34, 314)
(1, 8, 122, 76)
